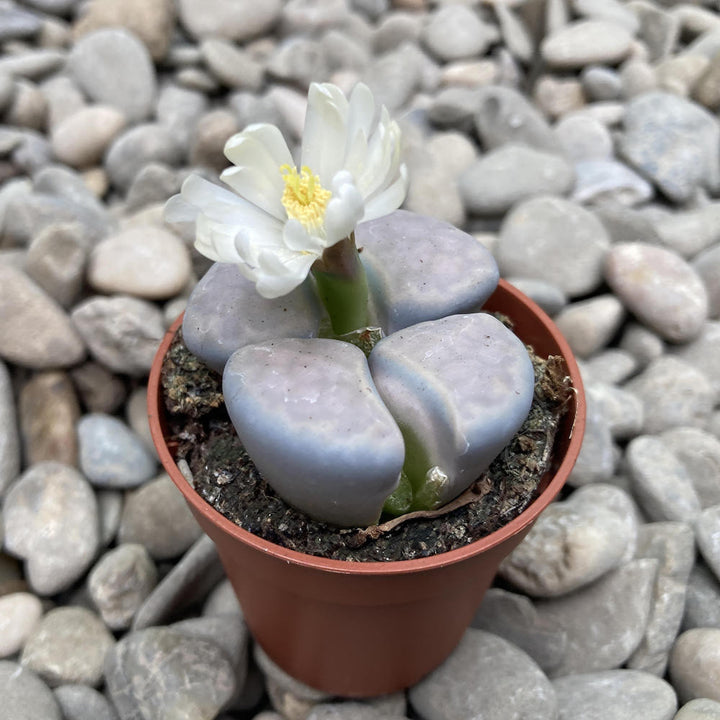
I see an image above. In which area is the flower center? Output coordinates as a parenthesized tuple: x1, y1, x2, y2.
(280, 165, 331, 231)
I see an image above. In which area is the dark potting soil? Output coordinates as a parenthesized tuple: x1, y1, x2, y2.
(160, 324, 573, 562)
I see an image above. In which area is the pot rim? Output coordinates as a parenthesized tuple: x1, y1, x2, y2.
(148, 278, 585, 577)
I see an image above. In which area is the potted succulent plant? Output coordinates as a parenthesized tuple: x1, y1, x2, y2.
(149, 82, 585, 697)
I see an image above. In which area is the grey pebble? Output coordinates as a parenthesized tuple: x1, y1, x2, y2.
(567, 397, 616, 486)
(78, 413, 157, 489)
(635, 2, 680, 62)
(504, 277, 567, 316)
(571, 159, 653, 207)
(684, 562, 720, 631)
(629, 522, 696, 675)
(155, 83, 208, 148)
(0, 49, 66, 80)
(606, 242, 708, 343)
(535, 559, 658, 678)
(21, 606, 114, 688)
(71, 295, 165, 376)
(626, 436, 702, 523)
(625, 357, 714, 434)
(96, 489, 123, 547)
(118, 474, 201, 560)
(67, 28, 156, 122)
(619, 92, 720, 203)
(0, 4, 42, 42)
(200, 37, 264, 91)
(88, 544, 157, 630)
(3, 462, 99, 596)
(586, 382, 644, 440)
(619, 322, 666, 368)
(471, 588, 567, 675)
(696, 505, 720, 582)
(554, 295, 625, 359)
(541, 20, 632, 69)
(171, 614, 248, 676)
(422, 5, 498, 62)
(553, 669, 677, 720)
(670, 321, 720, 399)
(581, 349, 639, 385)
(362, 43, 425, 113)
(500, 484, 638, 597)
(409, 629, 557, 720)
(125, 163, 180, 212)
(0, 264, 85, 370)
(132, 535, 225, 630)
(104, 123, 184, 192)
(54, 684, 118, 720)
(177, 0, 282, 42)
(203, 578, 243, 620)
(459, 144, 574, 216)
(0, 591, 43, 658)
(554, 112, 614, 161)
(71, 362, 126, 415)
(647, 204, 720, 259)
(0, 359, 20, 495)
(105, 626, 237, 720)
(497, 195, 610, 297)
(0, 661, 62, 720)
(661, 427, 720, 508)
(306, 703, 406, 720)
(189, 109, 239, 172)
(670, 629, 720, 703)
(267, 37, 329, 88)
(581, 66, 622, 101)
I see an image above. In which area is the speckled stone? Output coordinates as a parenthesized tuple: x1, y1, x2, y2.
(21, 606, 114, 688)
(3, 462, 99, 596)
(605, 243, 708, 343)
(409, 629, 557, 720)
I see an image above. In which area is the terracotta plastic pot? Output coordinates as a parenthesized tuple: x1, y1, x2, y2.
(148, 279, 585, 697)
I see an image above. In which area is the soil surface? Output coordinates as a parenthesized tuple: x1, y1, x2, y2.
(161, 324, 572, 562)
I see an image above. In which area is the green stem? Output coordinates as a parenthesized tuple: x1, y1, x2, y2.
(312, 234, 369, 336)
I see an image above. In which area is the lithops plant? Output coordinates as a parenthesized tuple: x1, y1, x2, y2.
(166, 82, 535, 527)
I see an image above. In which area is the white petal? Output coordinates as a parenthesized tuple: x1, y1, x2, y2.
(362, 164, 408, 222)
(164, 194, 198, 224)
(325, 172, 364, 243)
(223, 135, 288, 199)
(235, 123, 294, 167)
(345, 83, 375, 159)
(221, 165, 286, 220)
(301, 83, 348, 187)
(254, 248, 318, 299)
(282, 218, 325, 254)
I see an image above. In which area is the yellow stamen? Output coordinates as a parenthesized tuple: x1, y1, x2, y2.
(280, 165, 331, 232)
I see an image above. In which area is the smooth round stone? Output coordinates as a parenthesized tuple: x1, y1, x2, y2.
(0, 4, 42, 41)
(648, 205, 720, 259)
(404, 159, 465, 228)
(306, 704, 403, 720)
(409, 629, 557, 720)
(500, 484, 637, 597)
(78, 413, 156, 488)
(620, 60, 658, 98)
(567, 398, 615, 486)
(177, 0, 281, 41)
(362, 43, 424, 113)
(19, 371, 80, 467)
(497, 196, 610, 298)
(586, 382, 644, 440)
(104, 123, 183, 192)
(533, 75, 585, 120)
(554, 295, 625, 358)
(0, 359, 20, 496)
(4, 80, 47, 131)
(657, 55, 709, 97)
(619, 92, 720, 203)
(267, 37, 329, 88)
(200, 37, 264, 91)
(459, 144, 573, 215)
(504, 277, 567, 316)
(675, 699, 720, 720)
(203, 579, 243, 619)
(125, 163, 180, 212)
(156, 83, 208, 147)
(171, 614, 248, 675)
(474, 85, 562, 154)
(88, 543, 157, 630)
(118, 474, 202, 560)
(581, 66, 622, 101)
(50, 105, 126, 169)
(619, 322, 665, 367)
(71, 295, 165, 376)
(535, 560, 658, 678)
(124, 386, 153, 452)
(88, 225, 190, 300)
(0, 592, 43, 658)
(553, 670, 677, 720)
(72, 0, 175, 63)
(684, 562, 720, 631)
(581, 349, 638, 385)
(0, 264, 85, 370)
(626, 436, 701, 523)
(189, 109, 239, 172)
(670, 629, 720, 703)
(422, 5, 498, 61)
(471, 588, 567, 675)
(571, 159, 653, 207)
(71, 361, 126, 414)
(21, 607, 114, 688)
(541, 20, 632, 69)
(97, 489, 123, 547)
(24, 222, 88, 309)
(554, 113, 613, 162)
(625, 357, 714, 434)
(0, 49, 66, 81)
(105, 627, 236, 719)
(696, 506, 720, 581)
(54, 684, 118, 720)
(670, 321, 720, 399)
(661, 427, 720, 508)
(67, 28, 156, 122)
(606, 243, 707, 343)
(3, 462, 99, 596)
(0, 661, 61, 720)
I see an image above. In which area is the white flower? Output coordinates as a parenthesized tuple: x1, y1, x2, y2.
(165, 82, 408, 299)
